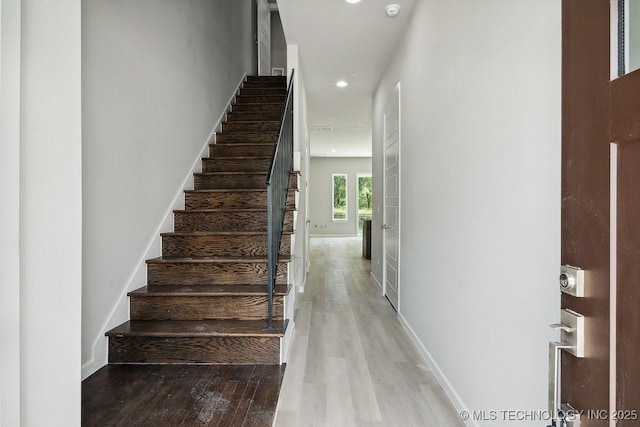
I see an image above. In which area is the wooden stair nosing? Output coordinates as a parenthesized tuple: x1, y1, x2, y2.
(106, 319, 288, 338)
(185, 186, 296, 191)
(209, 142, 274, 148)
(201, 156, 272, 161)
(128, 283, 291, 297)
(173, 207, 296, 214)
(160, 230, 295, 237)
(146, 255, 294, 264)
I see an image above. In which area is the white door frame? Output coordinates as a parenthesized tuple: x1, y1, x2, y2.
(382, 82, 401, 311)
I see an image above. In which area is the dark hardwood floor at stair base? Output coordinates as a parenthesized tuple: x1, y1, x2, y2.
(82, 364, 285, 426)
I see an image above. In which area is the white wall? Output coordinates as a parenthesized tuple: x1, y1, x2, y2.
(372, 1, 561, 425)
(309, 157, 372, 236)
(287, 45, 310, 294)
(82, 0, 254, 378)
(629, 1, 640, 72)
(0, 0, 22, 424)
(19, 0, 83, 425)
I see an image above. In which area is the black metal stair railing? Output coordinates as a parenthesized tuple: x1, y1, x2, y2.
(265, 70, 294, 331)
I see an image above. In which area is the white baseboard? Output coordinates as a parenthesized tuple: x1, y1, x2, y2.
(81, 73, 247, 381)
(370, 271, 383, 295)
(397, 313, 477, 427)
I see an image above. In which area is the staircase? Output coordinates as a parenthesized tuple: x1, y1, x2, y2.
(106, 76, 297, 365)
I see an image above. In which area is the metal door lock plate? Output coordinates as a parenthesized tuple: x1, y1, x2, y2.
(551, 309, 585, 357)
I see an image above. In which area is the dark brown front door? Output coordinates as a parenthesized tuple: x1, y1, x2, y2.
(561, 1, 640, 426)
(612, 62, 640, 427)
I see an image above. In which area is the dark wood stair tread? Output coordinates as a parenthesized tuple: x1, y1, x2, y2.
(106, 319, 288, 337)
(202, 156, 271, 160)
(193, 171, 268, 176)
(210, 142, 274, 146)
(128, 284, 291, 297)
(174, 208, 295, 213)
(184, 187, 297, 194)
(223, 120, 280, 124)
(160, 230, 295, 237)
(146, 255, 294, 264)
(186, 187, 268, 192)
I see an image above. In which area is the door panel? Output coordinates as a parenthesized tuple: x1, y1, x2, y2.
(562, 2, 640, 425)
(616, 141, 640, 424)
(612, 69, 640, 425)
(383, 83, 400, 311)
(561, 0, 611, 422)
(257, 0, 271, 76)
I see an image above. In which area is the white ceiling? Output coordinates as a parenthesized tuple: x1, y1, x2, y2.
(276, 0, 417, 157)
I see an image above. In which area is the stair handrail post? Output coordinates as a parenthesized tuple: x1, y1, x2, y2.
(265, 70, 294, 331)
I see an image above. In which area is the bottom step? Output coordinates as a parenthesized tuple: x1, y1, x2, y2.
(106, 319, 287, 365)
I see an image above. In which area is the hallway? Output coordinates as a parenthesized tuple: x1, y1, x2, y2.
(275, 237, 463, 426)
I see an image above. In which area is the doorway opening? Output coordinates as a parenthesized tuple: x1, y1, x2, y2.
(356, 174, 373, 235)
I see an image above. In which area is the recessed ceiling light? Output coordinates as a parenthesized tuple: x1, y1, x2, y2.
(331, 149, 337, 153)
(346, 0, 361, 3)
(385, 4, 400, 17)
(336, 80, 348, 88)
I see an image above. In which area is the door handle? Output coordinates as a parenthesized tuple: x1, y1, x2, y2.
(549, 342, 582, 426)
(381, 224, 389, 230)
(548, 309, 585, 426)
(549, 323, 576, 333)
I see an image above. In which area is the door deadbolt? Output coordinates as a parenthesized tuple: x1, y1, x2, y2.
(559, 265, 585, 297)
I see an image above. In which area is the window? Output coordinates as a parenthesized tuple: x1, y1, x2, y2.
(332, 173, 348, 221)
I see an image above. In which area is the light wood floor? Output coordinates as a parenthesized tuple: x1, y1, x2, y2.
(275, 237, 464, 427)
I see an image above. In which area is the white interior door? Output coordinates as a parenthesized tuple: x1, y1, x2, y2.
(383, 83, 400, 311)
(257, 0, 271, 76)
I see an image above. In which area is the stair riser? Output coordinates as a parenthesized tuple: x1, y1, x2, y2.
(194, 174, 267, 190)
(246, 76, 286, 84)
(193, 173, 297, 190)
(231, 103, 284, 113)
(162, 234, 292, 258)
(185, 190, 296, 209)
(201, 157, 271, 173)
(242, 82, 286, 90)
(209, 144, 274, 158)
(226, 112, 282, 122)
(243, 80, 286, 88)
(175, 210, 294, 232)
(130, 295, 284, 321)
(108, 336, 280, 364)
(222, 121, 280, 133)
(147, 262, 288, 286)
(235, 95, 285, 104)
(238, 88, 286, 96)
(216, 132, 277, 144)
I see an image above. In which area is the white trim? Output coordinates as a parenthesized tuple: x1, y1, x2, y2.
(609, 143, 618, 427)
(280, 320, 295, 364)
(81, 73, 247, 380)
(397, 313, 477, 427)
(370, 271, 383, 295)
